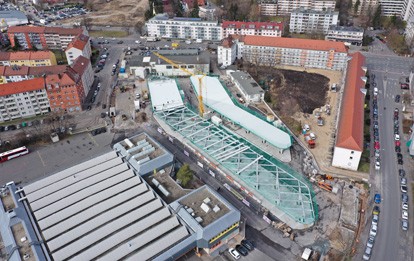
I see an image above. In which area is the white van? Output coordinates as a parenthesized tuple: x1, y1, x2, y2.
(185, 40, 192, 44)
(374, 87, 379, 96)
(196, 39, 202, 43)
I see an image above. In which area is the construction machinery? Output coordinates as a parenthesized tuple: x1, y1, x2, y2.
(153, 52, 207, 116)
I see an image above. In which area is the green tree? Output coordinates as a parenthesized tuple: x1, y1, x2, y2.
(191, 0, 200, 18)
(264, 91, 272, 103)
(176, 164, 193, 187)
(372, 5, 382, 29)
(229, 3, 238, 20)
(354, 0, 361, 14)
(12, 35, 21, 51)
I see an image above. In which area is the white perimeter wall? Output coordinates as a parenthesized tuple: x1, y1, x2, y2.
(332, 146, 362, 171)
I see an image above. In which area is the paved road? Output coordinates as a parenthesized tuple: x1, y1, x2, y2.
(358, 52, 414, 261)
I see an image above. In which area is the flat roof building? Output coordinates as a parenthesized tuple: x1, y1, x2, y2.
(0, 133, 241, 260)
(0, 10, 28, 28)
(228, 71, 264, 103)
(147, 77, 185, 111)
(326, 25, 364, 46)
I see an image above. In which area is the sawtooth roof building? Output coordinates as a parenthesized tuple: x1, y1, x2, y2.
(0, 133, 241, 261)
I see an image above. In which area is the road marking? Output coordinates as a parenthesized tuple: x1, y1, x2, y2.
(88, 133, 99, 147)
(37, 151, 46, 167)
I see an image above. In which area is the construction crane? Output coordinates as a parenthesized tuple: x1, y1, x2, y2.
(153, 52, 206, 116)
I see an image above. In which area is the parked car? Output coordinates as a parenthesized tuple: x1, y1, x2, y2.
(401, 177, 407, 185)
(373, 206, 380, 215)
(395, 146, 401, 153)
(395, 95, 400, 102)
(399, 169, 406, 177)
(374, 194, 381, 204)
(402, 220, 409, 231)
(402, 193, 408, 203)
(236, 245, 248, 256)
(369, 224, 378, 237)
(401, 185, 408, 193)
(374, 142, 380, 150)
(398, 158, 403, 165)
(367, 236, 375, 248)
(395, 134, 400, 141)
(241, 240, 254, 251)
(363, 246, 372, 261)
(228, 248, 241, 260)
(402, 202, 408, 210)
(402, 210, 409, 219)
(372, 214, 379, 226)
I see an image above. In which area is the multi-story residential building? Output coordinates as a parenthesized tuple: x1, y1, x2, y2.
(405, 16, 414, 45)
(146, 14, 222, 41)
(332, 52, 366, 171)
(290, 8, 339, 34)
(0, 51, 57, 67)
(65, 34, 91, 65)
(8, 26, 84, 50)
(402, 0, 414, 20)
(0, 78, 50, 122)
(0, 64, 67, 84)
(326, 25, 364, 45)
(217, 36, 237, 66)
(66, 55, 94, 94)
(258, 0, 278, 16)
(231, 35, 348, 71)
(380, 0, 405, 16)
(45, 72, 85, 112)
(276, 0, 336, 15)
(222, 21, 283, 38)
(352, 0, 378, 15)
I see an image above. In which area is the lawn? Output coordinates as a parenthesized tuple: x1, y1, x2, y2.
(52, 50, 68, 65)
(358, 161, 370, 173)
(89, 30, 129, 38)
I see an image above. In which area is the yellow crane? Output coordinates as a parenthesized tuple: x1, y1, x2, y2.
(153, 52, 206, 116)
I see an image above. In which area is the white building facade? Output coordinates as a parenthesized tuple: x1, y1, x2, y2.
(237, 35, 348, 71)
(326, 25, 364, 45)
(405, 16, 414, 45)
(222, 21, 283, 38)
(217, 38, 237, 66)
(276, 0, 336, 15)
(380, 0, 405, 16)
(290, 8, 339, 34)
(65, 34, 91, 65)
(146, 14, 222, 41)
(0, 78, 50, 122)
(258, 0, 278, 16)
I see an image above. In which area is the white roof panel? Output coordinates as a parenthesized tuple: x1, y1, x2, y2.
(35, 177, 142, 224)
(41, 184, 152, 239)
(24, 151, 118, 194)
(46, 190, 154, 248)
(52, 202, 168, 260)
(148, 78, 184, 111)
(99, 216, 180, 261)
(126, 226, 189, 261)
(33, 169, 135, 219)
(190, 76, 292, 149)
(29, 161, 128, 210)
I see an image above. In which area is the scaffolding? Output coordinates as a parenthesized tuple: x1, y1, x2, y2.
(155, 106, 318, 226)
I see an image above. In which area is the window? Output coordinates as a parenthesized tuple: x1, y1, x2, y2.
(351, 151, 354, 154)
(349, 157, 353, 160)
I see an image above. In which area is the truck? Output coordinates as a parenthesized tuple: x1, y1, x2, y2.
(147, 37, 159, 42)
(119, 60, 126, 73)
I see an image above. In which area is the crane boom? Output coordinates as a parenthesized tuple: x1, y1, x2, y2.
(153, 52, 205, 116)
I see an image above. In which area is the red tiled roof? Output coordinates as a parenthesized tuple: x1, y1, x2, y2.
(335, 52, 366, 151)
(4, 65, 29, 76)
(221, 36, 234, 48)
(28, 51, 54, 60)
(45, 73, 75, 87)
(8, 25, 45, 33)
(242, 35, 348, 52)
(0, 66, 5, 76)
(9, 52, 31, 60)
(67, 34, 89, 51)
(70, 55, 90, 76)
(28, 65, 67, 76)
(0, 78, 45, 96)
(0, 52, 10, 61)
(222, 21, 283, 31)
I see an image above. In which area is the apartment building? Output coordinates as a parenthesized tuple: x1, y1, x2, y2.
(66, 55, 94, 94)
(232, 35, 348, 71)
(380, 0, 405, 16)
(405, 16, 414, 45)
(65, 34, 91, 65)
(290, 8, 339, 34)
(217, 37, 237, 66)
(0, 51, 57, 67)
(45, 72, 85, 112)
(146, 14, 222, 41)
(0, 64, 67, 84)
(276, 0, 336, 15)
(222, 21, 283, 38)
(332, 52, 366, 171)
(258, 0, 278, 16)
(326, 25, 364, 45)
(0, 78, 50, 122)
(352, 0, 378, 15)
(8, 25, 84, 50)
(402, 0, 414, 20)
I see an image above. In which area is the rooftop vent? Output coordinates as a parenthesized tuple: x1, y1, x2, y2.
(201, 202, 210, 213)
(203, 197, 211, 204)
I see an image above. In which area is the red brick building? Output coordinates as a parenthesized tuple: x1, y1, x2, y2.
(45, 72, 85, 113)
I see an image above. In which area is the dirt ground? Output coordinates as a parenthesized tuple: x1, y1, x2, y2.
(64, 0, 148, 27)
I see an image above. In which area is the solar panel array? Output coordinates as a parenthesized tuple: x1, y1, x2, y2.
(23, 151, 190, 261)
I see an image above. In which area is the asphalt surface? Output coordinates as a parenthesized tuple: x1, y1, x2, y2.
(359, 52, 414, 261)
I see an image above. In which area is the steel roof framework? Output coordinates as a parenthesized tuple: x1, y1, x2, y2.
(156, 106, 317, 225)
